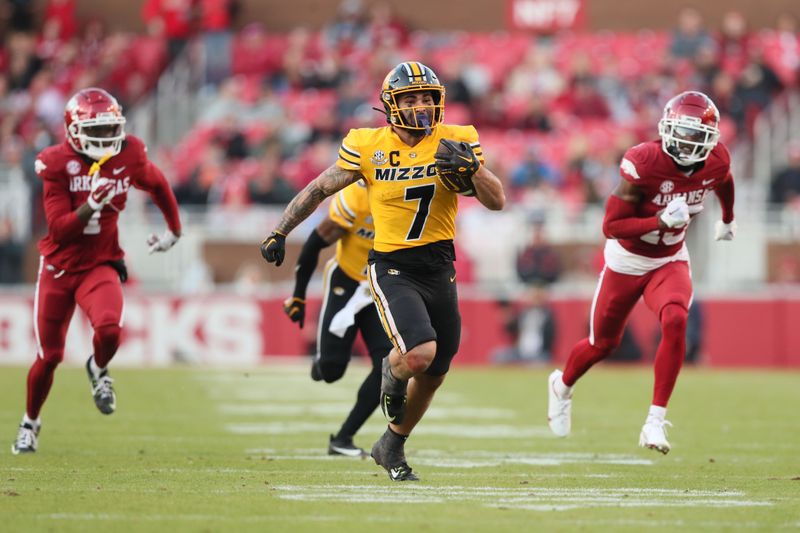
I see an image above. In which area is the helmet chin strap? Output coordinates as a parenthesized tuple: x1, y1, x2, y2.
(373, 106, 388, 121)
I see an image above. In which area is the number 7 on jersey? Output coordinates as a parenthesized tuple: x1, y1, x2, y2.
(404, 184, 435, 241)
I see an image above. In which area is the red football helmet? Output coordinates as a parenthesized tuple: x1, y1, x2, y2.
(64, 88, 126, 160)
(658, 91, 720, 165)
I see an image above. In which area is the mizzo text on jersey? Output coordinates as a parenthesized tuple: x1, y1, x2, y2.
(69, 175, 131, 193)
(374, 164, 437, 181)
(651, 188, 710, 206)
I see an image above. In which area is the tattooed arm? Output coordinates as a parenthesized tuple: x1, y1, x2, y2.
(261, 165, 362, 266)
(275, 165, 363, 235)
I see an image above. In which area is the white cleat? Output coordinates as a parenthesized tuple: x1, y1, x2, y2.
(11, 422, 39, 455)
(639, 419, 673, 455)
(547, 370, 572, 437)
(86, 356, 116, 415)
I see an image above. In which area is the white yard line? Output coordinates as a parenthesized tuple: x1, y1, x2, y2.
(415, 449, 654, 466)
(36, 513, 779, 528)
(557, 519, 770, 529)
(225, 421, 552, 438)
(38, 513, 342, 523)
(216, 403, 514, 420)
(274, 484, 772, 510)
(238, 449, 653, 467)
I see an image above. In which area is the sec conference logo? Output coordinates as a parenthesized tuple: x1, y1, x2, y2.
(660, 180, 674, 194)
(370, 150, 388, 165)
(67, 160, 82, 175)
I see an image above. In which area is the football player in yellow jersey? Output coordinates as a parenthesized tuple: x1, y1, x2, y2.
(261, 61, 505, 481)
(283, 182, 392, 458)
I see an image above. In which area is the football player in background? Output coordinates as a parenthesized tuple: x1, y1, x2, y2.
(261, 61, 505, 480)
(547, 91, 736, 454)
(283, 181, 392, 457)
(12, 88, 182, 454)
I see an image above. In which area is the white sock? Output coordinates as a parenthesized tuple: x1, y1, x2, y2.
(554, 374, 573, 398)
(22, 413, 40, 427)
(647, 405, 667, 422)
(89, 355, 104, 377)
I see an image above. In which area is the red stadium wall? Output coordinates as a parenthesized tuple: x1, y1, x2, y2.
(1, 292, 799, 368)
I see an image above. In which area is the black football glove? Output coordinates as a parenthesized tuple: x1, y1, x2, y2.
(283, 297, 306, 328)
(260, 231, 286, 266)
(434, 138, 480, 195)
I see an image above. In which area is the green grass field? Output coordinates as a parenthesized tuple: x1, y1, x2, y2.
(1, 362, 798, 532)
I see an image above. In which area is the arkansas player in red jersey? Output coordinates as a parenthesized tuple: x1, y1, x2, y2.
(547, 91, 736, 454)
(12, 88, 182, 455)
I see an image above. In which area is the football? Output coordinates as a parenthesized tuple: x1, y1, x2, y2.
(434, 138, 478, 196)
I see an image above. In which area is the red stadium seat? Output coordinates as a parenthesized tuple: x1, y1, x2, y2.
(130, 36, 167, 85)
(282, 89, 338, 123)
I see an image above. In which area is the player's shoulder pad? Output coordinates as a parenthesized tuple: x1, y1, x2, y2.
(619, 141, 658, 182)
(439, 123, 480, 143)
(342, 127, 382, 148)
(34, 144, 69, 180)
(708, 142, 731, 170)
(338, 129, 371, 170)
(122, 134, 148, 159)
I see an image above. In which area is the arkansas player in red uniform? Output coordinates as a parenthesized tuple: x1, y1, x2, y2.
(547, 91, 736, 454)
(12, 88, 182, 454)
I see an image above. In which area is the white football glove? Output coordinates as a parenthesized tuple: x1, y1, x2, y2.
(660, 197, 689, 228)
(659, 197, 704, 229)
(687, 203, 704, 216)
(86, 154, 116, 211)
(87, 171, 116, 211)
(147, 229, 180, 254)
(715, 220, 737, 241)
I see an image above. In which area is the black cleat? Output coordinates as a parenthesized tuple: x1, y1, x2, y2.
(371, 429, 419, 482)
(380, 357, 407, 424)
(86, 356, 116, 415)
(328, 434, 367, 457)
(11, 421, 39, 455)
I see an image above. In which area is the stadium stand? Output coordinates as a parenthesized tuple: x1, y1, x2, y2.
(0, 0, 799, 290)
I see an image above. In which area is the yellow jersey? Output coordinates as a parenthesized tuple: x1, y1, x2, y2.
(336, 124, 484, 253)
(327, 181, 374, 281)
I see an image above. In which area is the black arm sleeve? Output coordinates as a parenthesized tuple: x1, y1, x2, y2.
(293, 229, 333, 299)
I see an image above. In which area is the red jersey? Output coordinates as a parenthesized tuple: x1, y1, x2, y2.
(616, 140, 732, 258)
(36, 135, 181, 272)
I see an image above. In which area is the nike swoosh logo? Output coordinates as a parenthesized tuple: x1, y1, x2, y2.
(449, 274, 456, 282)
(113, 167, 126, 175)
(384, 397, 396, 422)
(702, 179, 714, 186)
(390, 468, 403, 480)
(458, 155, 473, 163)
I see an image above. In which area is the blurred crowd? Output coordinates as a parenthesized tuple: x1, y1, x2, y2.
(2, 0, 800, 288)
(158, 2, 800, 218)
